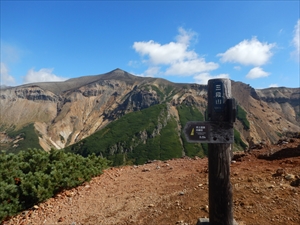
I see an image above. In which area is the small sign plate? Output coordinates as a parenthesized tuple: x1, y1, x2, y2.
(184, 122, 210, 142)
(184, 121, 234, 143)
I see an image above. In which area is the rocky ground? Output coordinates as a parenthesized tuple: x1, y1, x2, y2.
(2, 138, 300, 225)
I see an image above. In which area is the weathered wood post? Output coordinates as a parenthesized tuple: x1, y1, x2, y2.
(184, 78, 237, 225)
(206, 79, 235, 225)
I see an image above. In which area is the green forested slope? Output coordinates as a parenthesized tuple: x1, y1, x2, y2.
(66, 104, 183, 165)
(1, 124, 41, 154)
(66, 103, 217, 165)
(66, 103, 247, 165)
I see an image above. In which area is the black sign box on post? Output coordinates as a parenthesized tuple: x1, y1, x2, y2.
(183, 121, 234, 144)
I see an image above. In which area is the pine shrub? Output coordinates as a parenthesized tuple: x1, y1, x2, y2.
(0, 148, 110, 222)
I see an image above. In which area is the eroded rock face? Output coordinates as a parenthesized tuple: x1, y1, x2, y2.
(255, 87, 300, 123)
(0, 69, 299, 151)
(0, 87, 58, 132)
(14, 86, 60, 102)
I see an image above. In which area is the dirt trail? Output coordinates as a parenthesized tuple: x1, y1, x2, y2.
(3, 140, 300, 225)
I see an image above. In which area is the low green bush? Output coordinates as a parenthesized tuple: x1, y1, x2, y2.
(0, 148, 110, 222)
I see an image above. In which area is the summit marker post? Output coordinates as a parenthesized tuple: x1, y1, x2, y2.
(184, 78, 237, 225)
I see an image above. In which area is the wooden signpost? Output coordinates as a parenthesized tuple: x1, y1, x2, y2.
(184, 79, 238, 225)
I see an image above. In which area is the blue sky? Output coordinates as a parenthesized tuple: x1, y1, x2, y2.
(1, 1, 299, 89)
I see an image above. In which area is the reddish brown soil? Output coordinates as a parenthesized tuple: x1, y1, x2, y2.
(3, 140, 300, 225)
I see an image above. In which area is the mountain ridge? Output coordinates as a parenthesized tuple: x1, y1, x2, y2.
(0, 68, 299, 158)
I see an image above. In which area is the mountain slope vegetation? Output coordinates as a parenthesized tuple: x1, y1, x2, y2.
(65, 103, 184, 165)
(65, 102, 246, 165)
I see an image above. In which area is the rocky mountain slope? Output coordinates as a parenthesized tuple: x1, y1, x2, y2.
(0, 69, 299, 155)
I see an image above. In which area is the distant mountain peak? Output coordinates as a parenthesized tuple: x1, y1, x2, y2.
(112, 68, 125, 73)
(106, 68, 128, 75)
(101, 68, 140, 82)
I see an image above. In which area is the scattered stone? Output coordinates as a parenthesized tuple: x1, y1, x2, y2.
(179, 191, 185, 195)
(148, 204, 154, 207)
(285, 174, 295, 181)
(33, 205, 39, 209)
(176, 220, 189, 225)
(201, 205, 209, 212)
(142, 168, 150, 172)
(274, 168, 285, 176)
(290, 178, 300, 187)
(65, 191, 73, 197)
(156, 165, 160, 169)
(22, 210, 29, 216)
(58, 217, 64, 222)
(277, 139, 289, 145)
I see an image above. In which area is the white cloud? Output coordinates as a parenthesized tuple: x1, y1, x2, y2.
(246, 67, 270, 79)
(175, 27, 197, 46)
(133, 40, 197, 65)
(165, 59, 218, 76)
(194, 73, 229, 85)
(0, 62, 15, 85)
(23, 68, 67, 84)
(132, 27, 218, 77)
(269, 83, 278, 87)
(291, 19, 300, 62)
(217, 37, 275, 66)
(234, 66, 241, 70)
(134, 67, 161, 77)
